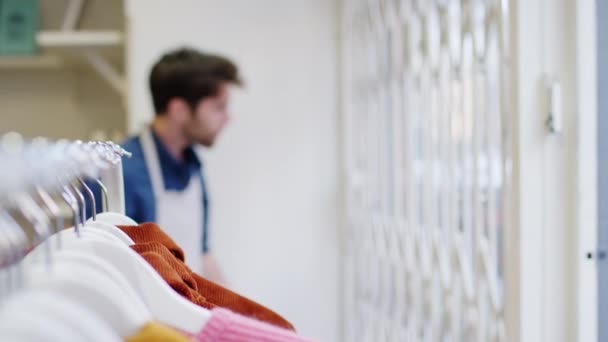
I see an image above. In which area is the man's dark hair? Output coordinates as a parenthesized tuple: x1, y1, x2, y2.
(149, 47, 241, 114)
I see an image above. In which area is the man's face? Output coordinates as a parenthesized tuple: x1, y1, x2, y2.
(184, 82, 232, 147)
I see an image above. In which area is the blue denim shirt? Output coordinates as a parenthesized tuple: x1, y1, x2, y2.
(86, 132, 210, 253)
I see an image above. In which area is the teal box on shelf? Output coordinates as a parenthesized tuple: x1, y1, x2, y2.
(0, 0, 39, 56)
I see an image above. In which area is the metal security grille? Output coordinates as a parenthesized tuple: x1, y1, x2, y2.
(341, 0, 511, 341)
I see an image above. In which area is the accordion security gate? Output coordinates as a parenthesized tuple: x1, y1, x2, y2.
(341, 0, 512, 341)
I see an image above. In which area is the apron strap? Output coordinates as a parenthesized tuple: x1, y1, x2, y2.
(140, 127, 165, 199)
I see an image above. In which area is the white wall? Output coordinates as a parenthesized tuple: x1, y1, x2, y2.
(126, 1, 340, 340)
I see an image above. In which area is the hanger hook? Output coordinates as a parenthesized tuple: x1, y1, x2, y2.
(78, 178, 96, 221)
(61, 185, 81, 236)
(14, 194, 52, 246)
(0, 211, 27, 268)
(35, 186, 63, 250)
(107, 141, 132, 158)
(0, 211, 27, 298)
(69, 183, 86, 228)
(96, 178, 109, 213)
(13, 193, 53, 267)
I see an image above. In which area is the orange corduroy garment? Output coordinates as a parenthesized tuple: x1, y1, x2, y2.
(131, 242, 215, 310)
(118, 223, 295, 331)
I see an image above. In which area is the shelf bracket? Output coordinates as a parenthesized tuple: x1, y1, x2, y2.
(62, 0, 86, 31)
(82, 49, 125, 96)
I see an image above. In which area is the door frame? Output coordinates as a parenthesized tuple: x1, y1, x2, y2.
(511, 0, 597, 341)
(575, 0, 599, 341)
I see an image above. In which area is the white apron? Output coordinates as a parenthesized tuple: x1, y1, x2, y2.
(140, 128, 204, 272)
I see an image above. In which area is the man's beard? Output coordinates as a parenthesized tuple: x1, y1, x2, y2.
(191, 132, 215, 147)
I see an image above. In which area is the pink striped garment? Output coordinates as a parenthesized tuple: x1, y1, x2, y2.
(196, 308, 317, 342)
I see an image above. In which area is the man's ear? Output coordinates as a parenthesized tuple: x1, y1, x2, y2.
(166, 98, 192, 123)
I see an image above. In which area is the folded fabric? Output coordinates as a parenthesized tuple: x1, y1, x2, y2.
(197, 308, 315, 342)
(119, 223, 295, 331)
(126, 322, 192, 342)
(131, 242, 215, 310)
(120, 223, 186, 261)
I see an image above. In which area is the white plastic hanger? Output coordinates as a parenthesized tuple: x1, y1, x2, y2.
(23, 186, 149, 320)
(58, 234, 211, 332)
(0, 303, 83, 342)
(26, 187, 211, 333)
(0, 289, 121, 342)
(96, 211, 139, 226)
(10, 189, 149, 338)
(54, 182, 130, 247)
(24, 257, 149, 337)
(23, 246, 150, 319)
(86, 220, 134, 244)
(24, 222, 126, 264)
(52, 249, 149, 316)
(65, 167, 212, 332)
(69, 180, 135, 244)
(33, 290, 122, 342)
(77, 179, 135, 245)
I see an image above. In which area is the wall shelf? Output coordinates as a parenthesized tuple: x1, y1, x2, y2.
(0, 0, 127, 96)
(0, 30, 123, 69)
(37, 30, 123, 48)
(0, 29, 127, 95)
(0, 0, 128, 142)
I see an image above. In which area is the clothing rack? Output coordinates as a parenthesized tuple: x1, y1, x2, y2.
(0, 132, 314, 342)
(0, 134, 131, 251)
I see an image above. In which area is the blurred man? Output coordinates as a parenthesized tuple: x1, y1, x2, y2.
(92, 47, 241, 283)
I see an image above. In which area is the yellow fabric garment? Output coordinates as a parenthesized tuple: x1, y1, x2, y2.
(126, 323, 191, 342)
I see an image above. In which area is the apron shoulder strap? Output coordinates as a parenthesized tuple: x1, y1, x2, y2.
(139, 128, 165, 197)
